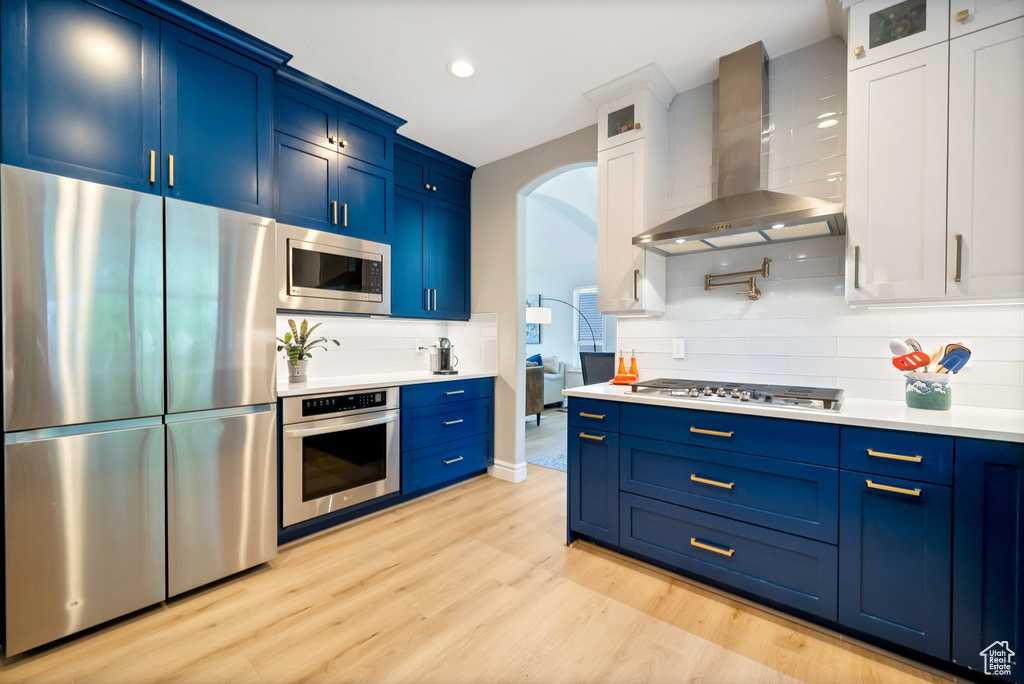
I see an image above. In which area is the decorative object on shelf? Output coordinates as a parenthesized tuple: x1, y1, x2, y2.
(704, 257, 771, 300)
(277, 318, 339, 383)
(525, 294, 542, 344)
(525, 294, 598, 353)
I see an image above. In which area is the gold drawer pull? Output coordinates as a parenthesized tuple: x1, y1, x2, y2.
(867, 448, 923, 463)
(442, 419, 464, 426)
(579, 412, 606, 420)
(866, 480, 921, 497)
(444, 389, 465, 396)
(690, 427, 734, 438)
(690, 474, 735, 490)
(690, 538, 735, 557)
(443, 456, 464, 465)
(956, 9, 969, 21)
(579, 432, 605, 441)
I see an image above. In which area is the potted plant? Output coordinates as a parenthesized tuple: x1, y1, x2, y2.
(277, 318, 339, 383)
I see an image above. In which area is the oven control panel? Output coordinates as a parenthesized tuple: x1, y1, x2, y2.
(302, 391, 387, 417)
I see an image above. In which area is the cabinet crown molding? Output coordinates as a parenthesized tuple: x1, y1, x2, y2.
(583, 63, 676, 110)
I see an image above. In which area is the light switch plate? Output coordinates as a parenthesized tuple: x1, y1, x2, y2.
(672, 338, 685, 359)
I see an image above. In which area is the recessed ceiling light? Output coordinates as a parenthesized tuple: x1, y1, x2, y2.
(771, 223, 785, 229)
(447, 59, 475, 78)
(675, 238, 687, 243)
(817, 112, 837, 119)
(817, 119, 839, 129)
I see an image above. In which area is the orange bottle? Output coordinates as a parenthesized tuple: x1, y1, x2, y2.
(628, 351, 638, 380)
(617, 353, 626, 376)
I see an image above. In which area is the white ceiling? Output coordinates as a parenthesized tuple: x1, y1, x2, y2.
(190, 0, 833, 168)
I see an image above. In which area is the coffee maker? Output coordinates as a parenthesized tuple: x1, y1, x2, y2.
(422, 337, 458, 375)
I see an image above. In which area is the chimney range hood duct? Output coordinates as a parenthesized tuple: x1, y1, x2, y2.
(634, 42, 845, 255)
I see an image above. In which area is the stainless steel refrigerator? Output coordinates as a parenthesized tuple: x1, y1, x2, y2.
(1, 165, 278, 655)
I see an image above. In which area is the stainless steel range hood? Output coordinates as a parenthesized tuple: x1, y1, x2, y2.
(634, 42, 845, 255)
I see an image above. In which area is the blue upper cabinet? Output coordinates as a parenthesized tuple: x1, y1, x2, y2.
(394, 147, 431, 195)
(339, 157, 393, 242)
(338, 111, 394, 171)
(274, 132, 338, 232)
(161, 23, 273, 215)
(1, 0, 162, 192)
(429, 200, 470, 319)
(953, 438, 1024, 683)
(392, 187, 430, 318)
(395, 141, 472, 208)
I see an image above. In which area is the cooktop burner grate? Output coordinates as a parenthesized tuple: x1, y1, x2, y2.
(630, 378, 843, 411)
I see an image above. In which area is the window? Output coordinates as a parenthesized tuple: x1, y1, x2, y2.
(573, 286, 603, 369)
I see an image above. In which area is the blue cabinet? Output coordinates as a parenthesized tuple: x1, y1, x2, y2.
(340, 157, 393, 243)
(1, 0, 161, 192)
(568, 427, 619, 546)
(274, 133, 337, 232)
(393, 184, 471, 320)
(400, 379, 494, 496)
(161, 22, 273, 215)
(952, 438, 1024, 682)
(395, 144, 472, 207)
(838, 471, 951, 659)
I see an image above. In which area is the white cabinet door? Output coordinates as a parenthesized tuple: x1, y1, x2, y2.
(598, 139, 646, 314)
(947, 18, 1024, 296)
(846, 43, 949, 302)
(850, 0, 950, 69)
(949, 0, 1024, 37)
(597, 91, 649, 153)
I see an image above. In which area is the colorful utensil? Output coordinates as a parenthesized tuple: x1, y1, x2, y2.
(936, 344, 971, 374)
(892, 350, 931, 371)
(905, 338, 923, 352)
(889, 339, 912, 356)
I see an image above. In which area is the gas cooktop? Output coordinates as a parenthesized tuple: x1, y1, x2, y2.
(631, 378, 844, 412)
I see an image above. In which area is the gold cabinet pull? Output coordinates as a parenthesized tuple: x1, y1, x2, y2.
(633, 269, 640, 301)
(432, 185, 437, 191)
(579, 432, 606, 441)
(149, 150, 156, 184)
(425, 183, 431, 190)
(690, 538, 735, 557)
(341, 139, 348, 147)
(854, 245, 861, 289)
(867, 448, 922, 463)
(579, 412, 606, 420)
(690, 474, 735, 490)
(956, 9, 969, 21)
(442, 419, 464, 426)
(342, 203, 348, 227)
(854, 45, 865, 57)
(866, 480, 921, 497)
(332, 200, 338, 225)
(634, 122, 642, 130)
(444, 389, 465, 396)
(954, 234, 963, 283)
(329, 135, 338, 144)
(690, 427, 734, 438)
(168, 154, 175, 187)
(443, 456, 464, 465)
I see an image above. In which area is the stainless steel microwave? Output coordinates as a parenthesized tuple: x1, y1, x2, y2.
(276, 223, 390, 315)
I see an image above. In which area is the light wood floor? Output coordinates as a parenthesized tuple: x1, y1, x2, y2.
(525, 405, 568, 462)
(1, 463, 949, 683)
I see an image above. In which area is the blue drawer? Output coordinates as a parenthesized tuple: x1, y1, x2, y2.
(403, 434, 492, 495)
(841, 427, 952, 485)
(621, 436, 838, 543)
(401, 377, 494, 410)
(567, 398, 620, 431)
(620, 403, 839, 467)
(401, 397, 492, 451)
(619, 492, 838, 621)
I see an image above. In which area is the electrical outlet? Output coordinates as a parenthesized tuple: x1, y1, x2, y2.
(672, 338, 685, 359)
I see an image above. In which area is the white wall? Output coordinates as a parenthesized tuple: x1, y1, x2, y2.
(471, 125, 597, 483)
(525, 166, 598, 369)
(618, 37, 1024, 410)
(275, 313, 497, 382)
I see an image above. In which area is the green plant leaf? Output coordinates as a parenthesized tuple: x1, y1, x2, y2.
(300, 319, 309, 342)
(288, 319, 299, 340)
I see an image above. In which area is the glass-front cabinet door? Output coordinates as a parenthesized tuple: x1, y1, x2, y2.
(596, 91, 649, 152)
(849, 0, 950, 69)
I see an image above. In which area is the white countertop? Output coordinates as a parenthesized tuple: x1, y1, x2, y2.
(564, 383, 1024, 443)
(277, 370, 498, 397)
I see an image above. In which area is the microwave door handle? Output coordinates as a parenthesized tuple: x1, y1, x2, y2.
(284, 413, 398, 437)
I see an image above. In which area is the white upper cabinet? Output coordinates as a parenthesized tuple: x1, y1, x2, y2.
(597, 139, 666, 315)
(949, 0, 1024, 37)
(947, 17, 1024, 296)
(850, 0, 950, 69)
(846, 43, 950, 302)
(597, 91, 652, 153)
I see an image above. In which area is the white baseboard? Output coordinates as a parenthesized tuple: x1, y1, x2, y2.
(488, 459, 528, 483)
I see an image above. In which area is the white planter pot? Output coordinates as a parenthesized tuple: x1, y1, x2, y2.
(287, 358, 310, 383)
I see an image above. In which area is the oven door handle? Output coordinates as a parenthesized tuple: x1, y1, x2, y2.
(284, 413, 398, 438)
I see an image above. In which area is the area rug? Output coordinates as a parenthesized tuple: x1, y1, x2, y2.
(529, 448, 567, 472)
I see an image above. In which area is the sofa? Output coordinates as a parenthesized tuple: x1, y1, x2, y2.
(543, 360, 565, 406)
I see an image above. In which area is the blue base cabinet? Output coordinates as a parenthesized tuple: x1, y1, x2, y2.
(953, 438, 1024, 683)
(568, 427, 619, 546)
(400, 379, 494, 497)
(838, 471, 951, 659)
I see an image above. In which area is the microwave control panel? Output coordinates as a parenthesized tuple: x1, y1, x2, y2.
(302, 391, 387, 417)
